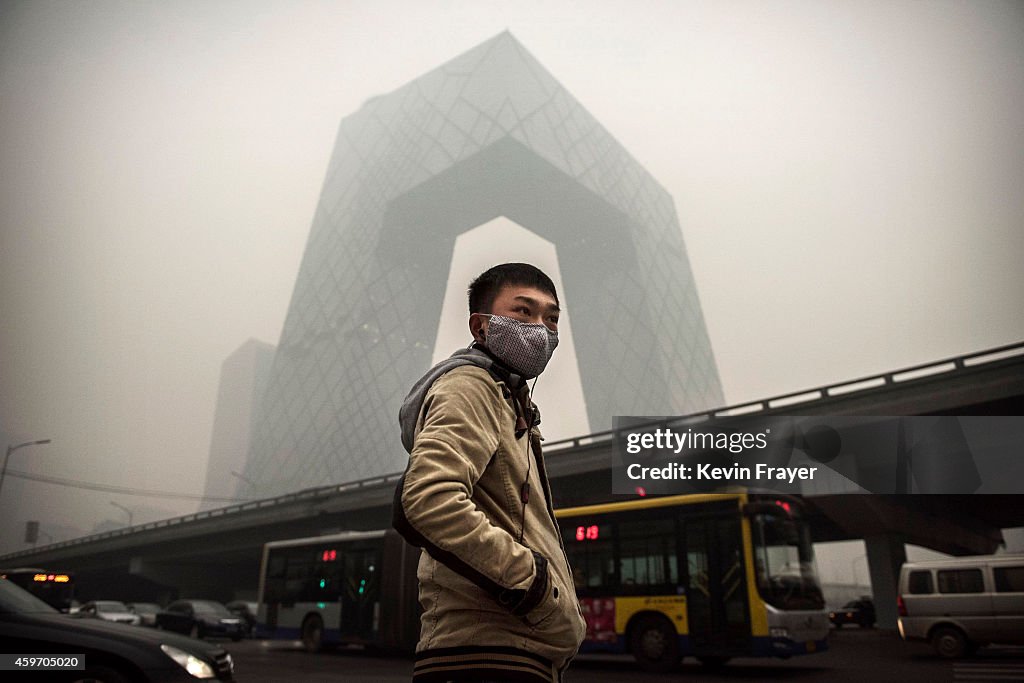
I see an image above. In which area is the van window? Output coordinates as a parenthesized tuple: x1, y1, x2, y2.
(908, 570, 933, 594)
(937, 568, 984, 594)
(993, 566, 1024, 593)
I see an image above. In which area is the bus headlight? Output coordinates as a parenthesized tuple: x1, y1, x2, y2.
(160, 644, 216, 679)
(770, 627, 790, 638)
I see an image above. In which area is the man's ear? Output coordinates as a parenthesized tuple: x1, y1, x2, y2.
(469, 313, 487, 344)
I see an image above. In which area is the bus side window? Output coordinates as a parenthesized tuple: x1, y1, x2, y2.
(265, 556, 287, 602)
(617, 517, 677, 594)
(285, 551, 316, 603)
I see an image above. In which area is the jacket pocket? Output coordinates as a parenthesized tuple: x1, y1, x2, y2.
(523, 573, 586, 653)
(522, 582, 560, 628)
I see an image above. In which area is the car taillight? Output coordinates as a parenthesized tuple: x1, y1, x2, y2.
(897, 595, 907, 617)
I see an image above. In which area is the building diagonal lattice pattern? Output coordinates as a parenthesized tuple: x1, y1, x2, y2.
(243, 32, 724, 496)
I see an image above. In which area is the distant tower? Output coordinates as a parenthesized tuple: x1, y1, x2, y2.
(201, 339, 275, 509)
(244, 32, 723, 496)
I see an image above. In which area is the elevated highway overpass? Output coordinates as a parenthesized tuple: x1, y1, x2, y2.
(2, 341, 1022, 627)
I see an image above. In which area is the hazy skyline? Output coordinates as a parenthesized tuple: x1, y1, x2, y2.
(1, 0, 1022, 551)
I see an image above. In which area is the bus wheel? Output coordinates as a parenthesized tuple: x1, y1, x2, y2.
(629, 615, 680, 673)
(302, 614, 324, 653)
(931, 626, 968, 659)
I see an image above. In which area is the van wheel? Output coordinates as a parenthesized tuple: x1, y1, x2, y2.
(629, 615, 679, 673)
(302, 614, 324, 653)
(932, 626, 968, 658)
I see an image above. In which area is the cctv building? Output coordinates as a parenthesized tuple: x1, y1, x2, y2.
(242, 32, 724, 497)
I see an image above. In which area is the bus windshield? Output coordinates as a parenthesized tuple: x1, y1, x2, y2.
(0, 569, 75, 612)
(750, 513, 824, 610)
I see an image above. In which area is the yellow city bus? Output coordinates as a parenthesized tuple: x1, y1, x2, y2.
(555, 492, 829, 670)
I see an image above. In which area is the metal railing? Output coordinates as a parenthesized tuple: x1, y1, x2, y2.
(0, 473, 404, 562)
(540, 339, 1024, 451)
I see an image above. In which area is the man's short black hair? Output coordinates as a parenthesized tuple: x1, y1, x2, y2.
(468, 263, 559, 314)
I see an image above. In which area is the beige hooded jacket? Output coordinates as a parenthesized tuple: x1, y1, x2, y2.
(393, 363, 586, 683)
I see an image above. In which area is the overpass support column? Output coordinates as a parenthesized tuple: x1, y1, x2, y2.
(864, 533, 906, 630)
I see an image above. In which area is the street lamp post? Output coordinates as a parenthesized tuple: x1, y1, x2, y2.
(0, 438, 52, 503)
(109, 501, 134, 528)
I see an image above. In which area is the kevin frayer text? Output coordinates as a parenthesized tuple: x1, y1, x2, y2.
(625, 462, 817, 484)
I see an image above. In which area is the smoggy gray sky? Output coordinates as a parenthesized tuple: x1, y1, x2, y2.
(1, 0, 1022, 551)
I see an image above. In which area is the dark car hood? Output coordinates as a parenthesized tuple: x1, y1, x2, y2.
(3, 611, 227, 657)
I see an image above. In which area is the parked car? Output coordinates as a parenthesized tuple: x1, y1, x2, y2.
(127, 602, 163, 627)
(0, 577, 234, 682)
(77, 600, 142, 626)
(156, 600, 245, 641)
(829, 597, 876, 628)
(225, 600, 258, 637)
(898, 554, 1024, 658)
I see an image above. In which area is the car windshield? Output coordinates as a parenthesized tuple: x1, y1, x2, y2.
(0, 578, 59, 614)
(192, 601, 230, 616)
(751, 512, 825, 610)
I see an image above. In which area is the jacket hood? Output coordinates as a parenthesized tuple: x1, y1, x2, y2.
(399, 344, 523, 454)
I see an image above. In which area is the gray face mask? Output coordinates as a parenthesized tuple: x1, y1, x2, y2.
(480, 314, 558, 379)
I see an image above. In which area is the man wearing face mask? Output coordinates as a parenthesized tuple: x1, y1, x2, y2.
(393, 263, 586, 683)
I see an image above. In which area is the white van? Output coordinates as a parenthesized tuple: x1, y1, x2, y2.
(897, 554, 1024, 658)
